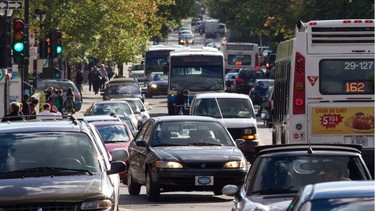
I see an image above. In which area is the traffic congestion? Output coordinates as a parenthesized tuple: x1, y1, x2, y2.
(0, 0, 374, 210)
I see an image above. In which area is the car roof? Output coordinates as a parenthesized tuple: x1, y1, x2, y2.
(151, 115, 223, 123)
(255, 144, 362, 156)
(94, 100, 131, 105)
(78, 115, 119, 122)
(194, 92, 251, 99)
(304, 181, 375, 200)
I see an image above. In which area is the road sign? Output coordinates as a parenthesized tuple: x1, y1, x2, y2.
(0, 1, 22, 9)
(29, 46, 38, 59)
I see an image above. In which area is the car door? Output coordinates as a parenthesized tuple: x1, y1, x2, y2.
(129, 120, 152, 183)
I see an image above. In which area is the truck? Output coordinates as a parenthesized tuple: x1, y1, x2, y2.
(204, 19, 226, 39)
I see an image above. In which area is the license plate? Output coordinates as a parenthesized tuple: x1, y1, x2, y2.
(351, 136, 368, 146)
(195, 176, 214, 186)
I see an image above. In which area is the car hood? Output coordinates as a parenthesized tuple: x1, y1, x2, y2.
(153, 146, 244, 162)
(242, 194, 295, 211)
(0, 173, 113, 202)
(219, 118, 257, 128)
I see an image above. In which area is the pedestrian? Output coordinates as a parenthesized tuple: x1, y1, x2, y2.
(63, 87, 76, 115)
(107, 65, 114, 81)
(44, 86, 54, 102)
(75, 69, 84, 93)
(1, 102, 23, 122)
(37, 103, 62, 120)
(99, 64, 107, 90)
(92, 66, 102, 94)
(88, 67, 95, 92)
(21, 94, 30, 116)
(54, 89, 64, 113)
(28, 98, 39, 119)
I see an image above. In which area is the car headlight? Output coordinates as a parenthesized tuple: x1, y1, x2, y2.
(155, 161, 183, 169)
(81, 199, 112, 210)
(150, 84, 157, 89)
(224, 159, 247, 169)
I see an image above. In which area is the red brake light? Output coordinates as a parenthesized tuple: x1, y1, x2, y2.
(354, 20, 362, 23)
(343, 20, 351, 23)
(236, 77, 244, 83)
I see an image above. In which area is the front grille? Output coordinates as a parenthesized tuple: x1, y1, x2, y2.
(1, 203, 78, 211)
(185, 162, 224, 169)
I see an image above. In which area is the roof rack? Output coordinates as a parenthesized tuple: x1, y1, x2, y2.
(0, 114, 78, 125)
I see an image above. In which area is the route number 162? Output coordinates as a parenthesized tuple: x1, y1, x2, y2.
(345, 82, 365, 93)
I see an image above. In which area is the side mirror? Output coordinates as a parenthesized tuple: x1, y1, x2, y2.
(111, 148, 129, 162)
(107, 161, 127, 175)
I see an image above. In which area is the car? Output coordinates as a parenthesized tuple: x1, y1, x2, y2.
(128, 63, 146, 84)
(144, 71, 164, 86)
(233, 68, 266, 94)
(222, 144, 373, 211)
(37, 79, 82, 111)
(117, 114, 139, 136)
(127, 115, 248, 201)
(249, 79, 274, 105)
(265, 53, 276, 71)
(110, 97, 151, 125)
(145, 73, 168, 97)
(286, 180, 375, 211)
(84, 100, 139, 129)
(189, 93, 258, 161)
(178, 34, 195, 45)
(90, 120, 134, 184)
(178, 27, 191, 36)
(259, 85, 274, 127)
(225, 72, 238, 92)
(101, 82, 144, 102)
(0, 117, 128, 210)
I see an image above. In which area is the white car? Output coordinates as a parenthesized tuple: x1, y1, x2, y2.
(110, 98, 151, 126)
(190, 93, 258, 161)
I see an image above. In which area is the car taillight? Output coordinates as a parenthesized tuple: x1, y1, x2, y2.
(255, 53, 259, 69)
(266, 63, 270, 68)
(236, 77, 244, 83)
(293, 52, 305, 115)
(75, 92, 81, 101)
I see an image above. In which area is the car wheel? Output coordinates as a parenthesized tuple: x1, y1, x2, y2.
(127, 170, 141, 195)
(146, 172, 160, 201)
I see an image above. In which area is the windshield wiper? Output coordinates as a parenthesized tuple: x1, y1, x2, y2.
(188, 142, 223, 146)
(0, 167, 94, 176)
(251, 187, 297, 195)
(153, 143, 185, 147)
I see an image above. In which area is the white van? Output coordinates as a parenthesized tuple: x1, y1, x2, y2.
(190, 92, 258, 161)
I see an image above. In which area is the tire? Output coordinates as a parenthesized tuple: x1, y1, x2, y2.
(127, 170, 141, 196)
(146, 172, 160, 201)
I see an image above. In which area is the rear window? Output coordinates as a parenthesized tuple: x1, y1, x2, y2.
(228, 55, 251, 65)
(239, 70, 265, 80)
(319, 59, 374, 95)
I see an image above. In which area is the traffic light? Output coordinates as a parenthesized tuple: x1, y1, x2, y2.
(51, 30, 62, 58)
(39, 34, 51, 59)
(0, 16, 11, 68)
(12, 19, 25, 64)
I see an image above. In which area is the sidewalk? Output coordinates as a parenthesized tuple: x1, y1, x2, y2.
(75, 83, 102, 117)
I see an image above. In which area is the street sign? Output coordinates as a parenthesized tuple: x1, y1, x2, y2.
(29, 32, 35, 46)
(0, 1, 22, 9)
(29, 46, 38, 59)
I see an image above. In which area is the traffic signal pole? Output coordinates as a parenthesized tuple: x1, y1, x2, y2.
(23, 0, 30, 96)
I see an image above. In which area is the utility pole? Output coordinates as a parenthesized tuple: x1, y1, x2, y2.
(23, 0, 29, 96)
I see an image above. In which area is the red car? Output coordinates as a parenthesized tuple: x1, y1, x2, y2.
(91, 121, 134, 184)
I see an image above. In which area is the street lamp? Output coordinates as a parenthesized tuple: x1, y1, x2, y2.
(33, 9, 46, 92)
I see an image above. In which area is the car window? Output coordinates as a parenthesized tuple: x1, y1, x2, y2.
(249, 156, 370, 195)
(0, 132, 100, 173)
(240, 70, 265, 80)
(107, 84, 140, 95)
(93, 103, 133, 116)
(135, 121, 151, 142)
(95, 124, 131, 142)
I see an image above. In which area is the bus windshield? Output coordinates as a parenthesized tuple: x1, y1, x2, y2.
(170, 55, 224, 91)
(145, 50, 172, 75)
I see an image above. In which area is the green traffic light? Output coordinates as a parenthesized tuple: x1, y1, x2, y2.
(13, 42, 24, 52)
(57, 46, 62, 54)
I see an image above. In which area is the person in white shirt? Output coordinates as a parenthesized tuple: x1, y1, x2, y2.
(37, 103, 62, 120)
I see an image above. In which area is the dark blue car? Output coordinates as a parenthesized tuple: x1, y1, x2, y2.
(249, 79, 274, 105)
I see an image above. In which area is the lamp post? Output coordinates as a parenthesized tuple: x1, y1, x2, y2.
(33, 9, 46, 92)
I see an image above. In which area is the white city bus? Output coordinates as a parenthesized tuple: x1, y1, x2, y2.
(221, 42, 259, 74)
(144, 44, 182, 77)
(272, 19, 374, 173)
(167, 47, 225, 115)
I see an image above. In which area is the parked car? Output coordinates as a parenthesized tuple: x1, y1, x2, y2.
(146, 73, 168, 97)
(90, 120, 134, 184)
(222, 144, 372, 211)
(84, 100, 139, 128)
(37, 79, 82, 111)
(286, 180, 375, 211)
(127, 115, 247, 201)
(249, 79, 274, 105)
(190, 93, 258, 161)
(110, 97, 151, 125)
(0, 117, 128, 210)
(225, 72, 238, 92)
(233, 69, 266, 94)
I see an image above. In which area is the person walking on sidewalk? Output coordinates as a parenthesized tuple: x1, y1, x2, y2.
(88, 67, 95, 92)
(93, 66, 102, 95)
(99, 64, 107, 90)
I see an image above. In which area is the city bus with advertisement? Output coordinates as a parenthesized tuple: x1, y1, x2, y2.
(144, 44, 182, 78)
(272, 19, 374, 175)
(167, 47, 226, 115)
(221, 42, 259, 74)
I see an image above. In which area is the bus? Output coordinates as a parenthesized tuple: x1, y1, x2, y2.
(167, 47, 226, 115)
(144, 45, 182, 77)
(272, 19, 374, 174)
(221, 42, 259, 74)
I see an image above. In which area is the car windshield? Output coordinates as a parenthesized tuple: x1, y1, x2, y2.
(192, 98, 255, 118)
(93, 103, 133, 115)
(125, 100, 145, 113)
(107, 84, 140, 95)
(307, 197, 375, 211)
(249, 156, 370, 195)
(94, 124, 131, 142)
(0, 132, 100, 175)
(152, 121, 234, 147)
